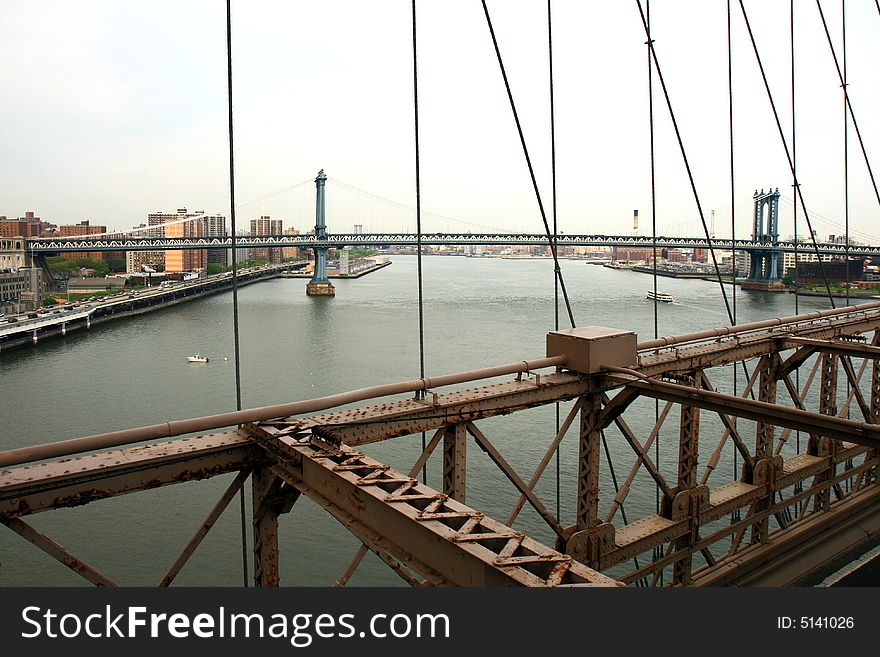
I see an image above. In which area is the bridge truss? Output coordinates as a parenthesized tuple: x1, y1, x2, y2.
(23, 233, 880, 256)
(2, 302, 879, 586)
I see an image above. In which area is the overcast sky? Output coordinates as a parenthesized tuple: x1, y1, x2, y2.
(1, 1, 878, 240)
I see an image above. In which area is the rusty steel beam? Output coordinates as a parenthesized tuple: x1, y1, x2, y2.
(840, 355, 873, 422)
(638, 301, 880, 350)
(2, 517, 118, 587)
(336, 426, 447, 587)
(696, 371, 755, 479)
(0, 430, 267, 519)
(252, 467, 302, 587)
(637, 312, 880, 377)
(605, 401, 674, 524)
(160, 469, 251, 587)
(265, 373, 592, 446)
(618, 377, 880, 451)
(754, 355, 780, 460)
(507, 399, 583, 525)
(247, 424, 621, 587)
(576, 395, 603, 531)
(810, 354, 840, 512)
(466, 422, 565, 540)
(671, 372, 701, 585)
(784, 336, 880, 358)
(443, 424, 467, 502)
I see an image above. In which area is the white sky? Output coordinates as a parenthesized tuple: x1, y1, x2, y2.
(1, 0, 878, 239)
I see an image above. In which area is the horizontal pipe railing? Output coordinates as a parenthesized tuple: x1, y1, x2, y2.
(0, 356, 567, 469)
(637, 301, 880, 350)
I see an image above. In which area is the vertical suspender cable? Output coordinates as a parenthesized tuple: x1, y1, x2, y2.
(842, 0, 849, 306)
(547, 0, 561, 520)
(411, 0, 427, 483)
(481, 0, 576, 329)
(728, 0, 739, 478)
(791, 0, 801, 456)
(634, 0, 734, 324)
(225, 0, 248, 587)
(737, 1, 836, 308)
(814, 2, 880, 210)
(647, 0, 660, 516)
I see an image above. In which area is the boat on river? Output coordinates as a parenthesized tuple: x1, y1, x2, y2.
(646, 290, 674, 303)
(187, 354, 209, 363)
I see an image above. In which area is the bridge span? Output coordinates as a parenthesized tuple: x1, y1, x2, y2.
(2, 302, 879, 587)
(23, 233, 880, 257)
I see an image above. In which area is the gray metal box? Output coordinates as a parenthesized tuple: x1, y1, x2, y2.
(546, 326, 637, 374)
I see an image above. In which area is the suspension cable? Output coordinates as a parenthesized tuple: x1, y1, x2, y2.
(547, 0, 561, 520)
(225, 0, 248, 588)
(728, 0, 740, 477)
(633, 0, 734, 325)
(411, 0, 427, 483)
(647, 0, 660, 516)
(791, 0, 801, 456)
(841, 0, 849, 307)
(736, 0, 836, 308)
(480, 0, 576, 329)
(815, 0, 880, 211)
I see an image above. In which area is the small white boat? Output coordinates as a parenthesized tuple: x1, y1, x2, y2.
(646, 290, 674, 303)
(187, 354, 209, 363)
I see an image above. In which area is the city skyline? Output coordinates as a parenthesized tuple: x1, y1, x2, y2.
(1, 1, 878, 240)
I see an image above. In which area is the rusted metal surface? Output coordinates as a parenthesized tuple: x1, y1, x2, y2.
(2, 517, 118, 587)
(442, 424, 467, 503)
(0, 430, 266, 519)
(3, 305, 880, 587)
(248, 423, 621, 587)
(159, 469, 251, 587)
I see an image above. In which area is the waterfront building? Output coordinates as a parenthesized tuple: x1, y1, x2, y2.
(204, 213, 228, 268)
(0, 266, 44, 313)
(143, 208, 214, 273)
(58, 220, 110, 261)
(0, 211, 55, 238)
(250, 216, 283, 264)
(281, 227, 300, 260)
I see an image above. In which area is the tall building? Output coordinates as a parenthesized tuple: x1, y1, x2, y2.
(58, 220, 108, 260)
(281, 227, 300, 260)
(163, 210, 207, 273)
(204, 214, 228, 267)
(137, 208, 219, 273)
(125, 221, 165, 273)
(250, 216, 283, 264)
(0, 211, 55, 238)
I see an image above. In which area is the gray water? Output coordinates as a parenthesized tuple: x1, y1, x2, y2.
(0, 256, 839, 586)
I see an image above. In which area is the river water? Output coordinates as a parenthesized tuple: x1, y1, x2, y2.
(0, 256, 841, 586)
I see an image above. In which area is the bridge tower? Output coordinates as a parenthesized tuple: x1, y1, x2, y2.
(741, 188, 785, 292)
(306, 169, 336, 297)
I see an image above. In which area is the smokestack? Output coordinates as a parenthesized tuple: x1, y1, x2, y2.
(633, 210, 639, 236)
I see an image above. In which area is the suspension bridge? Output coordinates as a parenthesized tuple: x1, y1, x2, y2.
(3, 0, 880, 590)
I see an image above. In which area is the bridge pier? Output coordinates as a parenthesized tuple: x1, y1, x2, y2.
(306, 169, 336, 297)
(742, 189, 786, 292)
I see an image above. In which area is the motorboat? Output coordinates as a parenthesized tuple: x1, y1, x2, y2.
(187, 354, 209, 363)
(646, 290, 674, 303)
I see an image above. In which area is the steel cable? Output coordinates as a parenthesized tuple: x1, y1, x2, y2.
(633, 0, 734, 325)
(736, 0, 836, 307)
(411, 0, 427, 483)
(547, 0, 561, 520)
(225, 0, 248, 587)
(481, 0, 576, 329)
(815, 0, 880, 212)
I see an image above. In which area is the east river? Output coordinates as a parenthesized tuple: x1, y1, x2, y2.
(0, 256, 844, 585)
